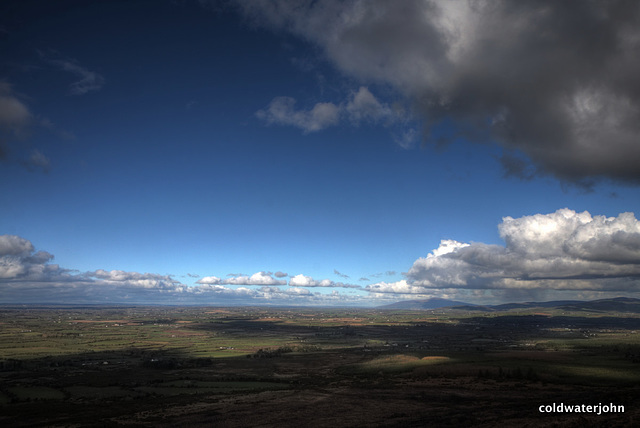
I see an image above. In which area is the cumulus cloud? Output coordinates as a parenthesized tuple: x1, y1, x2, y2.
(0, 236, 285, 304)
(87, 269, 183, 290)
(289, 274, 333, 287)
(236, 0, 640, 185)
(0, 235, 70, 281)
(289, 274, 361, 289)
(7, 208, 640, 305)
(222, 271, 287, 285)
(196, 275, 221, 284)
(406, 209, 640, 292)
(0, 235, 34, 256)
(365, 279, 428, 295)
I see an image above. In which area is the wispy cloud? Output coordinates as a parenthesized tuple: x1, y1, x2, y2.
(333, 269, 349, 279)
(21, 149, 51, 173)
(0, 82, 74, 172)
(0, 81, 31, 138)
(256, 86, 417, 146)
(368, 270, 397, 279)
(256, 96, 340, 133)
(39, 51, 105, 95)
(0, 81, 32, 161)
(289, 274, 361, 289)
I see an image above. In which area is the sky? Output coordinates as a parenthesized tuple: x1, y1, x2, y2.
(1, 0, 640, 307)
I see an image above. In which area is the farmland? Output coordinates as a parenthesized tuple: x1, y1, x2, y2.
(1, 304, 639, 427)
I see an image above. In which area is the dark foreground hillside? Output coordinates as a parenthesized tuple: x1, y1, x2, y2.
(0, 305, 638, 427)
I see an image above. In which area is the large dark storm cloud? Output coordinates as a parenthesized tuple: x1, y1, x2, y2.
(235, 0, 640, 185)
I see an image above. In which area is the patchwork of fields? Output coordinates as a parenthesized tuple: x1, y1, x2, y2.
(1, 304, 639, 426)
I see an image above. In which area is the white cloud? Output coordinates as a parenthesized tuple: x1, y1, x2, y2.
(5, 209, 640, 306)
(0, 235, 67, 281)
(406, 209, 640, 291)
(256, 86, 416, 145)
(0, 235, 34, 256)
(259, 286, 312, 297)
(223, 271, 287, 285)
(365, 279, 427, 294)
(0, 256, 28, 279)
(0, 236, 371, 305)
(196, 275, 222, 285)
(345, 86, 393, 124)
(188, 284, 258, 298)
(430, 239, 470, 257)
(256, 96, 340, 133)
(289, 274, 361, 289)
(88, 269, 183, 290)
(290, 274, 334, 287)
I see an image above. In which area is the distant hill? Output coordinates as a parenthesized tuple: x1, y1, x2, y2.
(378, 297, 471, 310)
(490, 297, 640, 313)
(379, 297, 640, 313)
(491, 300, 582, 311)
(559, 297, 640, 313)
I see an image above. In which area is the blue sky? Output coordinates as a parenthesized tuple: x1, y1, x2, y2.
(2, 0, 640, 306)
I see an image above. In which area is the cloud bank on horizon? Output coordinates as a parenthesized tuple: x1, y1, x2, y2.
(238, 0, 640, 186)
(2, 209, 639, 305)
(368, 209, 640, 296)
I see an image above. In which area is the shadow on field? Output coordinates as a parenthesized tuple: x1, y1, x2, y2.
(2, 308, 640, 427)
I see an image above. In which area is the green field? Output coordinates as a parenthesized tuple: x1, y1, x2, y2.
(1, 305, 638, 427)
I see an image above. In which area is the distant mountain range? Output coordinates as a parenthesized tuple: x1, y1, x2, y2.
(378, 297, 471, 310)
(379, 297, 640, 313)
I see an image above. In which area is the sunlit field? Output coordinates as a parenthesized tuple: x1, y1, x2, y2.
(1, 304, 639, 427)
